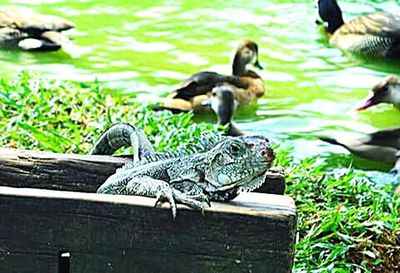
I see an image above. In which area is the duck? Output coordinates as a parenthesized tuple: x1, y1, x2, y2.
(202, 86, 243, 136)
(315, 0, 400, 58)
(356, 76, 400, 111)
(380, 151, 400, 195)
(0, 7, 75, 51)
(319, 128, 400, 163)
(156, 40, 264, 112)
(393, 154, 400, 195)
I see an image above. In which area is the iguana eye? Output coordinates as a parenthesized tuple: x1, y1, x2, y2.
(246, 143, 255, 149)
(231, 144, 241, 153)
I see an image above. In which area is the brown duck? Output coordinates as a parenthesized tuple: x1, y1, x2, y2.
(0, 7, 75, 51)
(315, 0, 400, 58)
(157, 40, 265, 112)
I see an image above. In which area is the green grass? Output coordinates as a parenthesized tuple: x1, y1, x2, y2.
(0, 71, 219, 154)
(0, 72, 399, 272)
(277, 153, 400, 272)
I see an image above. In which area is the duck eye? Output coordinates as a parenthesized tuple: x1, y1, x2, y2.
(212, 92, 217, 97)
(242, 48, 251, 56)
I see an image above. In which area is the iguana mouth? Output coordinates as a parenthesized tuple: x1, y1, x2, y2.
(239, 172, 269, 193)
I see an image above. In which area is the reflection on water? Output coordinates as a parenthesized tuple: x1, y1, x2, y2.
(1, 0, 400, 173)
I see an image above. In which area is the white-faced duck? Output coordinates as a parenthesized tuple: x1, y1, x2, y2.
(315, 0, 400, 58)
(202, 86, 243, 137)
(0, 7, 74, 51)
(356, 76, 400, 111)
(156, 40, 265, 112)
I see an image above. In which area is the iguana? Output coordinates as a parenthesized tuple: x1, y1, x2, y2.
(90, 123, 284, 217)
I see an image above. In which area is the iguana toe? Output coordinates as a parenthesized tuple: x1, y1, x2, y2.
(189, 193, 211, 205)
(154, 188, 178, 218)
(173, 192, 208, 213)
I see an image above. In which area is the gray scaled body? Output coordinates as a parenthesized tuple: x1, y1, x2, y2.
(90, 123, 283, 217)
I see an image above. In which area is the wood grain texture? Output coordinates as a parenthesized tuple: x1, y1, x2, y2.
(0, 187, 296, 273)
(0, 148, 129, 192)
(0, 148, 286, 194)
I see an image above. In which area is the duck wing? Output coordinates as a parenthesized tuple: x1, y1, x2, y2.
(331, 12, 400, 56)
(364, 128, 400, 149)
(336, 12, 400, 38)
(320, 134, 397, 163)
(174, 71, 249, 100)
(0, 7, 75, 35)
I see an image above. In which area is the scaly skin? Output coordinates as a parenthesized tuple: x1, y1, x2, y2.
(91, 123, 284, 217)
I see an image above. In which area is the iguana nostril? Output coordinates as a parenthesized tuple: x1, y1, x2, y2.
(262, 149, 275, 161)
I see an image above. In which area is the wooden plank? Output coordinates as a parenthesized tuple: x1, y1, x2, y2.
(0, 186, 296, 273)
(0, 148, 130, 192)
(0, 148, 286, 194)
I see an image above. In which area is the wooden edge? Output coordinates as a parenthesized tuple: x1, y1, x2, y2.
(0, 148, 287, 195)
(0, 148, 130, 164)
(0, 186, 296, 217)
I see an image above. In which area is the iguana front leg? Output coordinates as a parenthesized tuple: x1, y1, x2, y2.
(97, 176, 207, 218)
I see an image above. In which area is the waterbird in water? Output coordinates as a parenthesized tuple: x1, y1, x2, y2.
(0, 7, 74, 51)
(319, 128, 400, 164)
(202, 86, 243, 137)
(315, 0, 400, 58)
(355, 76, 400, 111)
(155, 40, 265, 113)
(320, 128, 400, 193)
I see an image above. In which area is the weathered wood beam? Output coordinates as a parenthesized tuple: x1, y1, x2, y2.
(0, 148, 130, 192)
(0, 186, 296, 273)
(0, 148, 286, 194)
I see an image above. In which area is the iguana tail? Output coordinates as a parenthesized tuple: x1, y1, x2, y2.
(89, 123, 136, 155)
(89, 123, 153, 163)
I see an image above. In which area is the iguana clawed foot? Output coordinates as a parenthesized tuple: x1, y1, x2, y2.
(154, 189, 210, 218)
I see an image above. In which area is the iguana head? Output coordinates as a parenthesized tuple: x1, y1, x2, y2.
(204, 135, 275, 195)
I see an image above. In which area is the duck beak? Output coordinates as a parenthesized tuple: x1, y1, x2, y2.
(355, 92, 378, 111)
(202, 99, 212, 108)
(254, 59, 263, 70)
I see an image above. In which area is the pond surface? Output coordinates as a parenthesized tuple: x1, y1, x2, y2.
(1, 0, 400, 174)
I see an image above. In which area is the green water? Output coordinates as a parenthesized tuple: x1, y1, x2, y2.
(1, 0, 400, 172)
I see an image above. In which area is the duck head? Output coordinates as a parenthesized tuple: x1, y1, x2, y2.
(356, 76, 400, 111)
(315, 0, 345, 33)
(232, 40, 263, 76)
(203, 86, 237, 126)
(202, 86, 243, 136)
